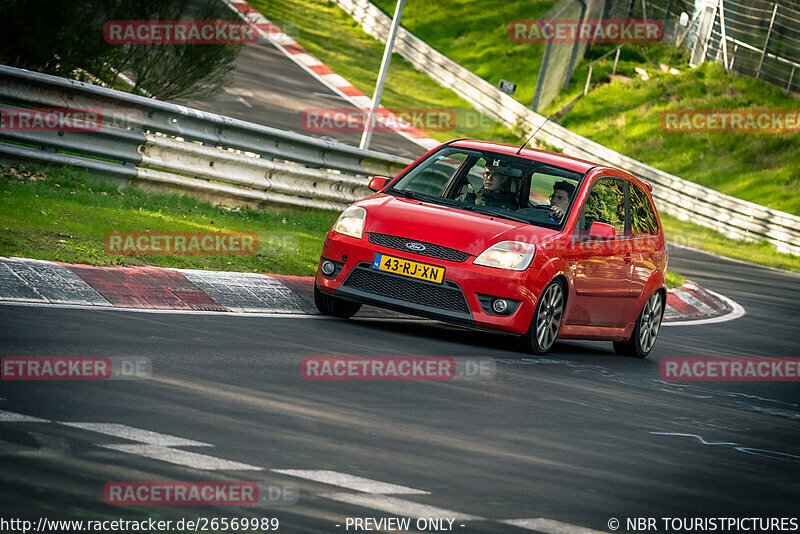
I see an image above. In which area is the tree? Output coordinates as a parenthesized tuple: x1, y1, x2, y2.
(0, 0, 244, 101)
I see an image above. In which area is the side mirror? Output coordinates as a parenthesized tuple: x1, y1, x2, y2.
(589, 221, 616, 239)
(368, 176, 391, 192)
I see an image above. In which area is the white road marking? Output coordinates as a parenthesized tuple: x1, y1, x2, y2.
(500, 518, 606, 533)
(0, 410, 49, 422)
(103, 444, 262, 470)
(320, 492, 482, 520)
(272, 469, 429, 494)
(60, 423, 210, 447)
(650, 432, 800, 463)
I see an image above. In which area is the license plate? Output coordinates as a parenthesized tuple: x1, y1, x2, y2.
(372, 254, 445, 284)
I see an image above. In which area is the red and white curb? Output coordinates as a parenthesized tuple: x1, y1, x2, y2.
(0, 257, 742, 324)
(223, 0, 439, 150)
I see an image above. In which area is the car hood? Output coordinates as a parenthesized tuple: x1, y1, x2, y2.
(357, 194, 558, 256)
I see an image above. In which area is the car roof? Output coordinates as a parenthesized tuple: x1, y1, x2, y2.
(448, 139, 598, 174)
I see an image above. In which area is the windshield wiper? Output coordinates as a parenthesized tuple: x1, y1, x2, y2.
(387, 188, 427, 201)
(459, 204, 532, 224)
(388, 189, 457, 207)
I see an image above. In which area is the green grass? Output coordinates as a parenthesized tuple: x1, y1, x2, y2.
(370, 0, 556, 109)
(665, 269, 684, 289)
(248, 0, 524, 143)
(556, 50, 800, 216)
(0, 164, 337, 275)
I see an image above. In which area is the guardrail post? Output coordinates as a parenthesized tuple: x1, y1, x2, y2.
(756, 3, 777, 80)
(584, 65, 594, 96)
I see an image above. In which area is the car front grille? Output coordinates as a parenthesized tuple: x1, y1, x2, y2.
(368, 233, 470, 263)
(342, 264, 470, 315)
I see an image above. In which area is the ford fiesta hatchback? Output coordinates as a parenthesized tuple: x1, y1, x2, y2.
(315, 139, 667, 357)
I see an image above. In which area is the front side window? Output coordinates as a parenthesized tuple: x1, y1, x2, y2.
(388, 147, 583, 228)
(580, 177, 626, 236)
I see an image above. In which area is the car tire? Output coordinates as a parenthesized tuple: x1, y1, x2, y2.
(522, 279, 566, 355)
(613, 290, 664, 358)
(314, 286, 362, 319)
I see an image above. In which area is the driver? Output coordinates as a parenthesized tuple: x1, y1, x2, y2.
(548, 180, 575, 221)
(471, 160, 517, 210)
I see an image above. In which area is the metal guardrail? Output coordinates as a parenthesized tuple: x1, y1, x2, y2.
(333, 0, 800, 256)
(0, 65, 413, 212)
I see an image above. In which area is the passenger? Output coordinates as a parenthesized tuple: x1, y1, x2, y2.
(548, 180, 575, 221)
(471, 160, 517, 210)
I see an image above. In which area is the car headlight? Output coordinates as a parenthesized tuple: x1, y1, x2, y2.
(474, 241, 536, 271)
(332, 206, 366, 239)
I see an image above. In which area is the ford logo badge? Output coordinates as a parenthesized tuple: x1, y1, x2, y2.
(405, 241, 426, 252)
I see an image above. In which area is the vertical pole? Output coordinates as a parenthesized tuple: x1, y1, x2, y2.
(756, 3, 778, 80)
(664, 0, 673, 23)
(532, 41, 552, 111)
(641, 0, 648, 19)
(360, 0, 406, 151)
(564, 0, 587, 88)
(729, 43, 737, 70)
(787, 66, 796, 94)
(612, 47, 621, 74)
(584, 65, 594, 96)
(718, 0, 729, 71)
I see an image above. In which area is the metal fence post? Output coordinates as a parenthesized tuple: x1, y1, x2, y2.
(756, 3, 778, 80)
(718, 0, 730, 71)
(564, 0, 587, 89)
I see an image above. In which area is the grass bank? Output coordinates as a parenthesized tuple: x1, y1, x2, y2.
(0, 164, 336, 275)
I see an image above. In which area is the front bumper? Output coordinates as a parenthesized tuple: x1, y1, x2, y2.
(316, 231, 550, 335)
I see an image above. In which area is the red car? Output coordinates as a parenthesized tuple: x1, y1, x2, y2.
(315, 140, 667, 357)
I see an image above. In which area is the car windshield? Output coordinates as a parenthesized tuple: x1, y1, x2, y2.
(388, 147, 584, 228)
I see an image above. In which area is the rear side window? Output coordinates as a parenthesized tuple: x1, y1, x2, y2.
(581, 177, 625, 235)
(629, 184, 659, 236)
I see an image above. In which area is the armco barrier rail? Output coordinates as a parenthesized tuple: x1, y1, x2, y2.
(333, 0, 800, 256)
(0, 65, 412, 212)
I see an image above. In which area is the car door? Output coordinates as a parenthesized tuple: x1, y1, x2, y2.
(564, 176, 635, 328)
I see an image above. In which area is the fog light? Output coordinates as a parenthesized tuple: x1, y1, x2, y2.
(492, 299, 509, 314)
(321, 260, 336, 275)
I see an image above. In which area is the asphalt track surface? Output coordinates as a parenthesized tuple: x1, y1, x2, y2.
(180, 41, 428, 161)
(1, 245, 798, 533)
